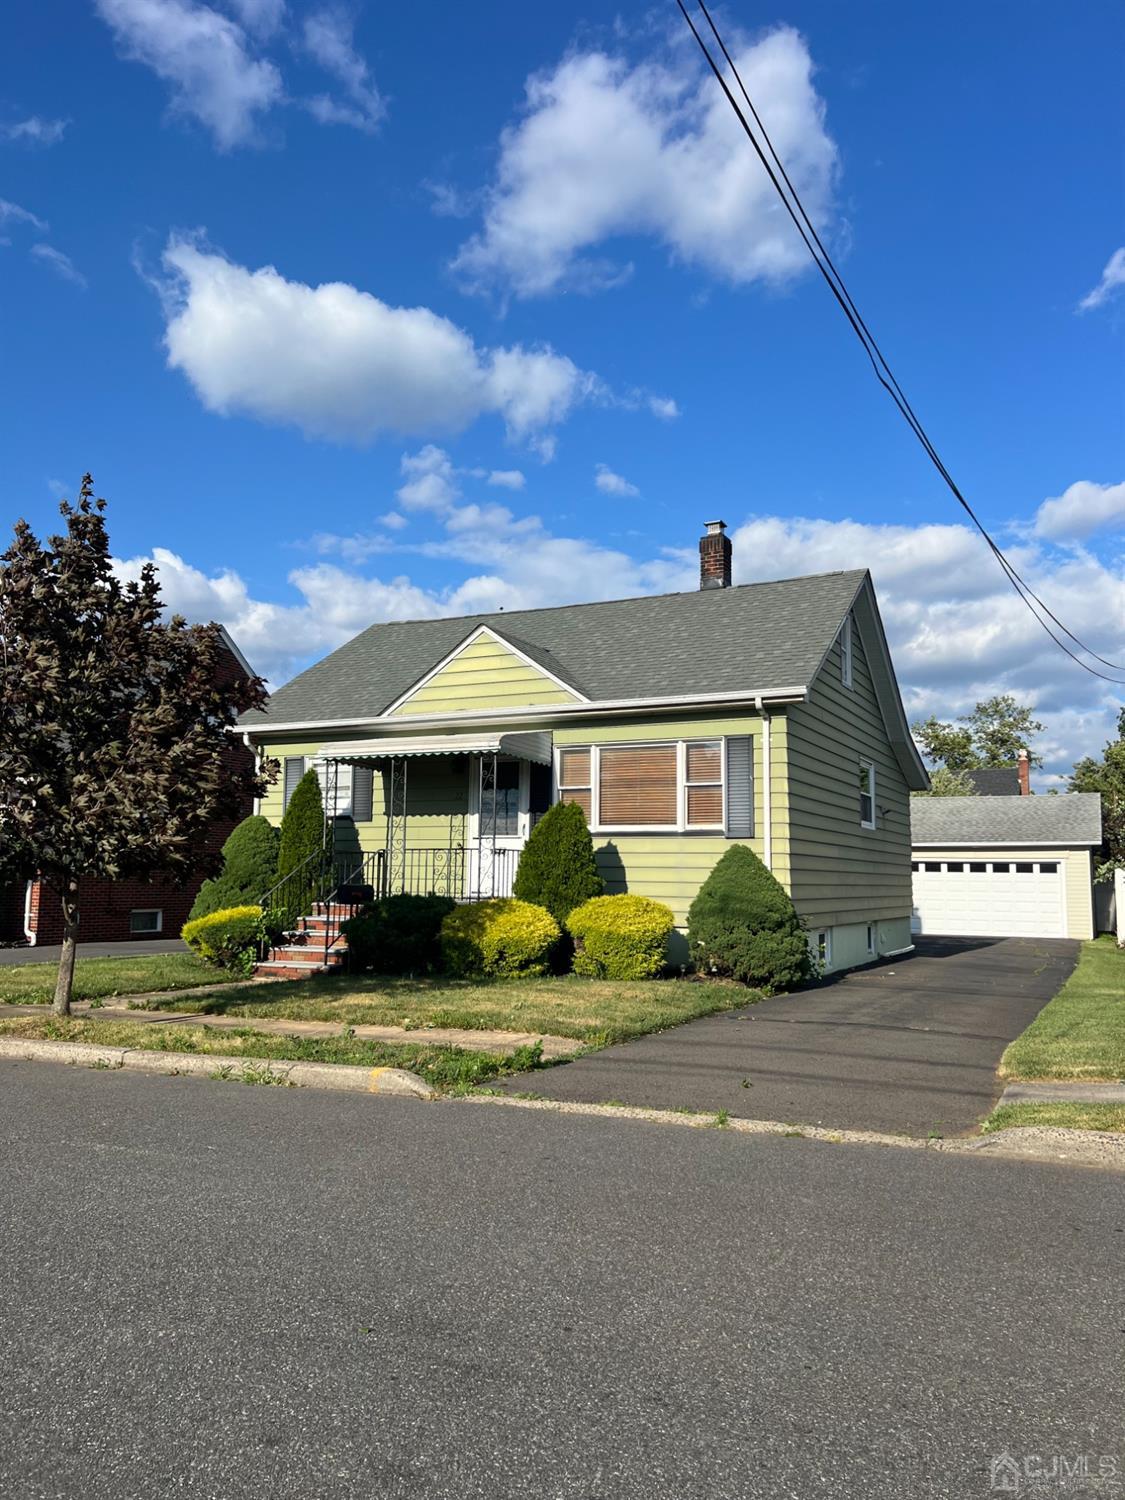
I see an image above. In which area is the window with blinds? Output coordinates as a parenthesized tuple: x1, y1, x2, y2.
(283, 756, 305, 811)
(352, 764, 374, 823)
(599, 745, 678, 826)
(558, 747, 592, 821)
(685, 741, 722, 827)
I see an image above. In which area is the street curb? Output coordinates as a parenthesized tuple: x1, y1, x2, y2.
(461, 1093, 1125, 1170)
(0, 1037, 436, 1098)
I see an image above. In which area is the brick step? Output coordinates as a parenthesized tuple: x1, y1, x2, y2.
(254, 961, 334, 979)
(268, 944, 347, 965)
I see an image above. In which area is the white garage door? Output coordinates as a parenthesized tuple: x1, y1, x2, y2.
(911, 858, 1066, 938)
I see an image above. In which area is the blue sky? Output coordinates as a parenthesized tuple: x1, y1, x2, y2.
(2, 0, 1122, 780)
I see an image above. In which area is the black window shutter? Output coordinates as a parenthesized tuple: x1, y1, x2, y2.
(725, 737, 754, 838)
(352, 764, 374, 823)
(283, 756, 306, 810)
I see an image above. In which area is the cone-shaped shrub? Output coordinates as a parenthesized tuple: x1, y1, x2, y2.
(188, 815, 281, 921)
(686, 845, 812, 993)
(512, 800, 604, 924)
(275, 769, 325, 924)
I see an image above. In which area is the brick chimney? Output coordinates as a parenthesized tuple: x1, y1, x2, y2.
(700, 520, 732, 590)
(1017, 748, 1031, 796)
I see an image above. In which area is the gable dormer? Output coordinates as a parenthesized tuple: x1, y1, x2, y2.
(386, 625, 587, 717)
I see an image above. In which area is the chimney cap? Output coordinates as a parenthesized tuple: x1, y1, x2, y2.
(704, 519, 727, 535)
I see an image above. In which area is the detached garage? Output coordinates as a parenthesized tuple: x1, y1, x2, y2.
(910, 794, 1102, 940)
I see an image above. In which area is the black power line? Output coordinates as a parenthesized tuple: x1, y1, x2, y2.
(677, 0, 1125, 685)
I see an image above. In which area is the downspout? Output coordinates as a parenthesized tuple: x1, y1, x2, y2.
(23, 879, 36, 946)
(242, 733, 261, 817)
(755, 696, 772, 872)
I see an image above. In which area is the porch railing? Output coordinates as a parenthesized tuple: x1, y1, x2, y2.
(336, 845, 521, 904)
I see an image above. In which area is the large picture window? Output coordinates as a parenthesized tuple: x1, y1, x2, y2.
(559, 738, 751, 833)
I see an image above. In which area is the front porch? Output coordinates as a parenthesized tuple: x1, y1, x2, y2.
(318, 729, 555, 905)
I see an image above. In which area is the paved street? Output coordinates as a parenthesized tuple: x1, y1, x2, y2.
(502, 936, 1080, 1136)
(0, 938, 188, 965)
(1, 1061, 1121, 1500)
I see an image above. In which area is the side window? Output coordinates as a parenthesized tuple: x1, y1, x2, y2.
(352, 764, 374, 823)
(557, 748, 592, 822)
(283, 756, 306, 811)
(859, 759, 876, 829)
(841, 613, 853, 689)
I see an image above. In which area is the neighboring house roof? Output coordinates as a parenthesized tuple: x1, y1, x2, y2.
(911, 793, 1102, 846)
(240, 569, 869, 726)
(964, 767, 1021, 796)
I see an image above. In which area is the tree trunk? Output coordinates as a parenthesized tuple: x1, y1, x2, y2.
(52, 879, 81, 1016)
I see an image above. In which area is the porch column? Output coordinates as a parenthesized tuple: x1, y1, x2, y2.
(386, 756, 408, 896)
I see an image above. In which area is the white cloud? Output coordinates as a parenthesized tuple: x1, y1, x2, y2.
(648, 395, 680, 420)
(396, 444, 461, 511)
(0, 197, 47, 232)
(1034, 479, 1125, 542)
(95, 0, 283, 150)
(223, 0, 285, 35)
(378, 510, 408, 529)
(594, 463, 639, 497)
(487, 469, 525, 490)
(301, 7, 383, 133)
(1078, 247, 1125, 312)
(30, 243, 87, 288)
(453, 26, 837, 297)
(2, 116, 68, 145)
(156, 235, 609, 445)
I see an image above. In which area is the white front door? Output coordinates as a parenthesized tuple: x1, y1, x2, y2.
(467, 757, 529, 897)
(911, 858, 1067, 938)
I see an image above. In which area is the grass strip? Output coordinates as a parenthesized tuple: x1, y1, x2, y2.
(982, 1101, 1125, 1134)
(998, 937, 1125, 1082)
(0, 953, 232, 1007)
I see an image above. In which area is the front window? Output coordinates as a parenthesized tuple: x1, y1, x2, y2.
(599, 744, 678, 827)
(561, 739, 734, 831)
(558, 748, 592, 821)
(859, 760, 876, 828)
(684, 741, 723, 827)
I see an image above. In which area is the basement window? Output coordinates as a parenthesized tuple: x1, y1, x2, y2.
(129, 909, 162, 935)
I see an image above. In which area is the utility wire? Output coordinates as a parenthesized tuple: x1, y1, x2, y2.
(677, 0, 1125, 684)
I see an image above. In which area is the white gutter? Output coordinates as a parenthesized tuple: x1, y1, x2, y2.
(236, 686, 808, 738)
(755, 695, 772, 871)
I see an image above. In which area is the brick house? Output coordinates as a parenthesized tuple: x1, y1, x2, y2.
(1, 627, 256, 949)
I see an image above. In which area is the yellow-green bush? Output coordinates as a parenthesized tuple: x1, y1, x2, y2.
(181, 904, 263, 973)
(440, 899, 560, 978)
(566, 894, 674, 980)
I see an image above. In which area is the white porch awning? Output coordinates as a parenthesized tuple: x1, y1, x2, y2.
(316, 730, 553, 765)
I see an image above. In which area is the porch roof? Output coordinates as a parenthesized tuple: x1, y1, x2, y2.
(316, 730, 553, 765)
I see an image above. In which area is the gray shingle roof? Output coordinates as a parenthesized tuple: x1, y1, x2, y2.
(911, 794, 1102, 846)
(239, 569, 869, 727)
(965, 767, 1021, 796)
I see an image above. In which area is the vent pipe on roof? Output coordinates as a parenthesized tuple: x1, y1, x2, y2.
(700, 520, 732, 590)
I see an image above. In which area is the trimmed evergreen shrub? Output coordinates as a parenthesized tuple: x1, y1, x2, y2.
(188, 815, 281, 921)
(512, 801, 605, 924)
(565, 894, 674, 980)
(275, 769, 325, 925)
(440, 899, 560, 978)
(342, 893, 456, 975)
(686, 845, 812, 992)
(181, 904, 263, 974)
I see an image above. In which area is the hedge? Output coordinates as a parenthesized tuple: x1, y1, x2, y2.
(181, 905, 264, 974)
(686, 845, 812, 992)
(512, 801, 604, 924)
(565, 894, 674, 980)
(440, 899, 560, 978)
(188, 815, 280, 921)
(342, 893, 455, 975)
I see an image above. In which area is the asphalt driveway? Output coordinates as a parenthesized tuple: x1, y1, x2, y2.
(501, 936, 1080, 1137)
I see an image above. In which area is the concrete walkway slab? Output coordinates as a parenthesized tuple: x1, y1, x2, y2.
(497, 936, 1080, 1137)
(1000, 1081, 1125, 1103)
(0, 1002, 580, 1059)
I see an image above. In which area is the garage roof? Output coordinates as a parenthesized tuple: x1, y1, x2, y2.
(911, 793, 1102, 846)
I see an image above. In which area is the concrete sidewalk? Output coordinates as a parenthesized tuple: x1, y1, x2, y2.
(1000, 1081, 1125, 1103)
(0, 1001, 580, 1060)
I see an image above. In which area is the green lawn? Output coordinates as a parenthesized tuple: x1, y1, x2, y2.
(133, 971, 756, 1045)
(998, 937, 1125, 1082)
(983, 1101, 1125, 1134)
(0, 1014, 539, 1093)
(0, 952, 232, 1007)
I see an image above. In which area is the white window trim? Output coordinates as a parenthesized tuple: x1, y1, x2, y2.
(555, 739, 731, 834)
(859, 758, 876, 830)
(841, 613, 854, 689)
(812, 929, 832, 967)
(129, 909, 163, 934)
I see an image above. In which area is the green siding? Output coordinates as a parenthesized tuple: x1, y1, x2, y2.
(391, 633, 580, 715)
(783, 623, 912, 934)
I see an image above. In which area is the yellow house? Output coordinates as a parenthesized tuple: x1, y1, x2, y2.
(239, 523, 929, 973)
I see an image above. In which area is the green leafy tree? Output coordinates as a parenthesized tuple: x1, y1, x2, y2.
(0, 477, 269, 1013)
(512, 800, 605, 924)
(913, 694, 1044, 772)
(1070, 708, 1125, 881)
(912, 767, 980, 798)
(188, 814, 281, 920)
(275, 768, 325, 923)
